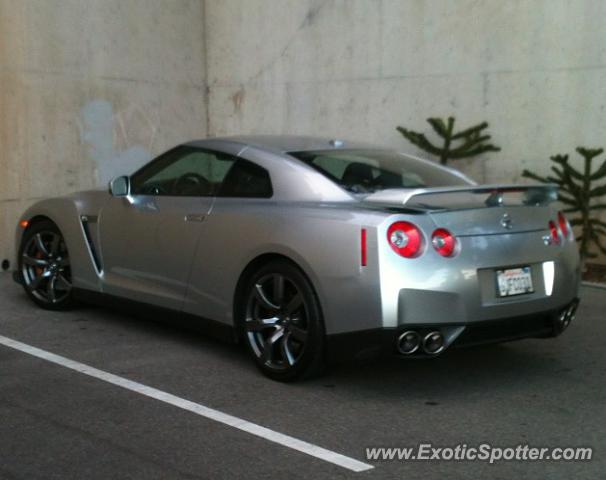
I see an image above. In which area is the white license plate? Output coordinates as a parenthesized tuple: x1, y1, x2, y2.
(496, 267, 534, 297)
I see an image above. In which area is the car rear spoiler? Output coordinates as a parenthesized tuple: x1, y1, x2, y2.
(364, 184, 559, 207)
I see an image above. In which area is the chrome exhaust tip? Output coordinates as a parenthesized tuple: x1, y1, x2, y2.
(557, 301, 578, 333)
(422, 331, 445, 355)
(397, 330, 421, 355)
(557, 309, 569, 329)
(567, 301, 579, 324)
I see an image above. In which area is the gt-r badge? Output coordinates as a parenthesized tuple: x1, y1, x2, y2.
(500, 213, 513, 229)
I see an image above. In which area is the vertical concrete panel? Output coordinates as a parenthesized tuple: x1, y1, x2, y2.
(205, 0, 606, 262)
(0, 0, 207, 267)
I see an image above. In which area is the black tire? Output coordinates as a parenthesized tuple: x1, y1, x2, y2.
(18, 220, 75, 310)
(238, 259, 325, 382)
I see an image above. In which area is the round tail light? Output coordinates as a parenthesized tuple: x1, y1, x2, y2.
(431, 228, 457, 257)
(548, 220, 561, 245)
(387, 221, 423, 258)
(558, 211, 571, 239)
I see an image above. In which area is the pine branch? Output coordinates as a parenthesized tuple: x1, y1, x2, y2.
(451, 122, 489, 140)
(522, 170, 550, 183)
(589, 184, 606, 197)
(590, 218, 606, 228)
(577, 147, 604, 159)
(396, 127, 444, 157)
(449, 144, 501, 159)
(590, 160, 606, 180)
(448, 135, 493, 157)
(427, 118, 449, 139)
(558, 194, 578, 207)
(552, 156, 584, 181)
(550, 166, 565, 181)
(396, 116, 500, 165)
(588, 225, 606, 254)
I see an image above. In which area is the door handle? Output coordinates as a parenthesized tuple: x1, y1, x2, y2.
(185, 214, 206, 223)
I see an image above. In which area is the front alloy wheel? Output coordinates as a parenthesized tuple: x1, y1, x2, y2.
(242, 260, 325, 381)
(20, 221, 73, 310)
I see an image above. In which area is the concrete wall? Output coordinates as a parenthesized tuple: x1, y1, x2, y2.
(205, 0, 606, 261)
(2, 0, 605, 266)
(0, 0, 207, 267)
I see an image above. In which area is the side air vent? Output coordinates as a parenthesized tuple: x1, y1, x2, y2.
(80, 215, 103, 273)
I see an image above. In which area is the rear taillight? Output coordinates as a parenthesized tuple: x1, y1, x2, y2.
(387, 221, 423, 258)
(548, 220, 561, 245)
(558, 211, 571, 239)
(431, 228, 458, 257)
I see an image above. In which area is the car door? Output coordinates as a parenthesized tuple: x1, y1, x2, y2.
(98, 146, 237, 310)
(183, 157, 274, 323)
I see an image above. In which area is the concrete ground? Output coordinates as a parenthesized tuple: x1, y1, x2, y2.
(0, 272, 604, 480)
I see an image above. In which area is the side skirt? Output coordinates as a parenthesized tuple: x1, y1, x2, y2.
(72, 288, 237, 344)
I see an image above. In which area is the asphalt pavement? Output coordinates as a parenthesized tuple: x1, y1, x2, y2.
(1, 272, 604, 479)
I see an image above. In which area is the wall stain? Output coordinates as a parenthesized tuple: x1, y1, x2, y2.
(231, 87, 245, 113)
(79, 100, 154, 187)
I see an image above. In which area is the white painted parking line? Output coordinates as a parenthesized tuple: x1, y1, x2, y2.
(0, 334, 373, 473)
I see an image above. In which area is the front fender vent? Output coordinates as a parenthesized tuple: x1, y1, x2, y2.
(80, 215, 103, 273)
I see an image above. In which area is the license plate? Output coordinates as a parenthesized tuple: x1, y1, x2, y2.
(496, 266, 534, 297)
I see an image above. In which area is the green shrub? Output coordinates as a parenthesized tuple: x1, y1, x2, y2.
(397, 116, 500, 165)
(523, 147, 606, 262)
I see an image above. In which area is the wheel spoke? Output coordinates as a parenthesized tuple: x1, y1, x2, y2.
(49, 234, 61, 256)
(245, 316, 279, 332)
(29, 270, 51, 291)
(22, 254, 49, 267)
(55, 274, 72, 290)
(255, 283, 280, 310)
(29, 275, 43, 291)
(261, 328, 284, 364)
(289, 325, 308, 343)
(280, 333, 295, 366)
(34, 233, 50, 256)
(46, 275, 57, 302)
(273, 274, 285, 306)
(284, 292, 303, 315)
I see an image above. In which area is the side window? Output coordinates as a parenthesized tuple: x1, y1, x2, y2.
(130, 147, 237, 196)
(218, 159, 273, 198)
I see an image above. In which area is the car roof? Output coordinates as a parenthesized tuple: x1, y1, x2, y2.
(185, 135, 380, 154)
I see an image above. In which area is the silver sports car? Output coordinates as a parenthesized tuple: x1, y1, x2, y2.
(13, 135, 580, 381)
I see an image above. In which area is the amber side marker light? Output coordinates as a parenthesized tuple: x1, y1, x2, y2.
(19, 220, 29, 229)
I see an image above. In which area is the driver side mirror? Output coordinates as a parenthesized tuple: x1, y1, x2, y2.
(109, 176, 130, 197)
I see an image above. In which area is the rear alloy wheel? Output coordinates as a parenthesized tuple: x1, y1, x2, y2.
(242, 260, 325, 381)
(19, 221, 74, 310)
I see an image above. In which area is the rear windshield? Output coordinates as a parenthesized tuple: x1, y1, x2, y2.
(289, 149, 470, 193)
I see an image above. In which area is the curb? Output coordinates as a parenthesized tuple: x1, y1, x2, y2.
(582, 281, 606, 290)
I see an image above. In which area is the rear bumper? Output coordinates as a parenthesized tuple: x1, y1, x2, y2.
(326, 298, 579, 363)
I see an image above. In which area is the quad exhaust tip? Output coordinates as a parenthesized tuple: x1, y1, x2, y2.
(397, 330, 421, 354)
(396, 330, 446, 355)
(558, 301, 579, 332)
(422, 331, 445, 355)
